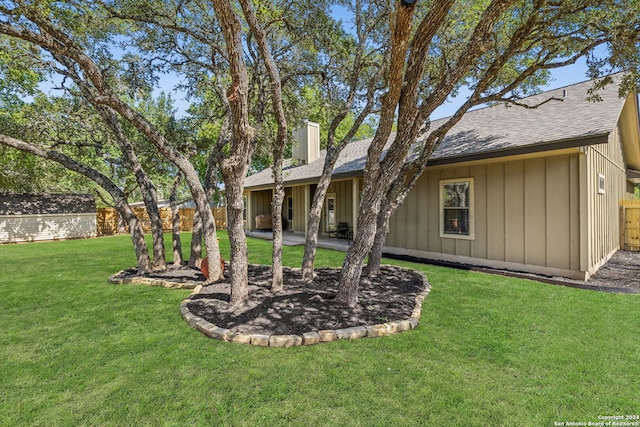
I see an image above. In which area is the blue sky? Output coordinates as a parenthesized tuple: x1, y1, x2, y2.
(151, 6, 602, 121)
(153, 54, 597, 120)
(431, 58, 595, 119)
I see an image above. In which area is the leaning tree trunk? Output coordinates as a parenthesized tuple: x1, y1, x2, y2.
(135, 172, 166, 271)
(364, 201, 394, 277)
(335, 180, 386, 306)
(169, 173, 183, 266)
(68, 69, 168, 272)
(0, 133, 152, 272)
(239, 0, 288, 292)
(301, 164, 335, 280)
(116, 201, 153, 273)
(189, 208, 203, 267)
(99, 105, 166, 270)
(335, 1, 417, 306)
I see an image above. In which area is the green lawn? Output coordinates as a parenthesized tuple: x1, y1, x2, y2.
(1, 232, 638, 426)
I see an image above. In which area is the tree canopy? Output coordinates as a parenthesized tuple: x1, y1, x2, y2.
(0, 0, 638, 306)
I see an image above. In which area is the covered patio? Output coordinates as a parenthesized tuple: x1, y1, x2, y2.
(245, 230, 352, 252)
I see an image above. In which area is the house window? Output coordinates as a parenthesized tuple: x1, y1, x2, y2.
(242, 196, 247, 221)
(440, 178, 474, 239)
(325, 193, 336, 231)
(287, 196, 293, 221)
(598, 174, 605, 194)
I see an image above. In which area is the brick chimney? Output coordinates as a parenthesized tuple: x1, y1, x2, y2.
(292, 121, 320, 164)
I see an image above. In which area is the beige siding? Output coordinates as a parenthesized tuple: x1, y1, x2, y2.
(585, 127, 628, 273)
(0, 213, 96, 244)
(486, 164, 505, 260)
(545, 156, 572, 269)
(387, 153, 584, 278)
(524, 158, 546, 266)
(504, 161, 525, 264)
(291, 185, 308, 232)
(471, 165, 487, 259)
(249, 190, 272, 230)
(322, 180, 354, 235)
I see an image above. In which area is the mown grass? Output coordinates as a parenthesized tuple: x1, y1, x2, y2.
(1, 232, 639, 426)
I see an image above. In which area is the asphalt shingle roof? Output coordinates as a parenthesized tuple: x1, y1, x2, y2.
(245, 75, 628, 189)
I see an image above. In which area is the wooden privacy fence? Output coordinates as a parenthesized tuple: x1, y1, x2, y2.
(96, 207, 226, 236)
(620, 199, 640, 251)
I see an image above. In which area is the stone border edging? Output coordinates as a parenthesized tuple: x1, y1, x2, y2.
(180, 267, 431, 347)
(108, 270, 199, 289)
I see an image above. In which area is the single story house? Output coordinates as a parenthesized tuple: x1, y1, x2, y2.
(0, 193, 97, 244)
(243, 75, 640, 280)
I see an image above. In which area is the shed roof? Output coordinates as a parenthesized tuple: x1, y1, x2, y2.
(0, 193, 96, 215)
(245, 75, 629, 189)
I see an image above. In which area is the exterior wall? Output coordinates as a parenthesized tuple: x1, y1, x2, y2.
(385, 152, 585, 279)
(291, 185, 308, 233)
(0, 193, 96, 244)
(321, 180, 354, 235)
(0, 213, 96, 243)
(249, 190, 272, 230)
(584, 126, 629, 274)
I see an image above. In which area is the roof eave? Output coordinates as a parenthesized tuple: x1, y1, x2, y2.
(427, 133, 609, 167)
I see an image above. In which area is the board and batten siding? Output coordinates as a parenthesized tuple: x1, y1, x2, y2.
(248, 189, 272, 229)
(584, 127, 629, 274)
(385, 153, 585, 279)
(291, 185, 308, 232)
(320, 180, 354, 235)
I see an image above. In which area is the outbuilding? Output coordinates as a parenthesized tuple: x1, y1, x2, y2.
(0, 193, 97, 244)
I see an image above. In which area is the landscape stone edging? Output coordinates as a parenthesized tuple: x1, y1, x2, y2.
(180, 266, 431, 347)
(108, 270, 199, 289)
(108, 266, 431, 347)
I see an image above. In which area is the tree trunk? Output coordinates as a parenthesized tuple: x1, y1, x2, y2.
(335, 179, 386, 306)
(115, 201, 152, 274)
(170, 173, 183, 266)
(301, 166, 334, 280)
(99, 106, 166, 270)
(136, 172, 166, 271)
(335, 2, 418, 306)
(189, 207, 203, 267)
(212, 0, 256, 304)
(0, 133, 152, 272)
(57, 61, 168, 272)
(364, 201, 394, 277)
(271, 175, 284, 292)
(33, 26, 223, 280)
(238, 0, 288, 292)
(224, 173, 249, 305)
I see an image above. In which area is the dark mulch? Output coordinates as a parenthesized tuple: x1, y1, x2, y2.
(115, 251, 639, 336)
(186, 265, 425, 336)
(113, 264, 426, 336)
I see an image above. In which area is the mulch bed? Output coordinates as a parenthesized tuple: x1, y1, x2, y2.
(112, 263, 426, 336)
(112, 250, 640, 337)
(186, 265, 425, 336)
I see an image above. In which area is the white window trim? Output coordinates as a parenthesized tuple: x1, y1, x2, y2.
(598, 173, 606, 195)
(439, 178, 475, 240)
(325, 193, 337, 231)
